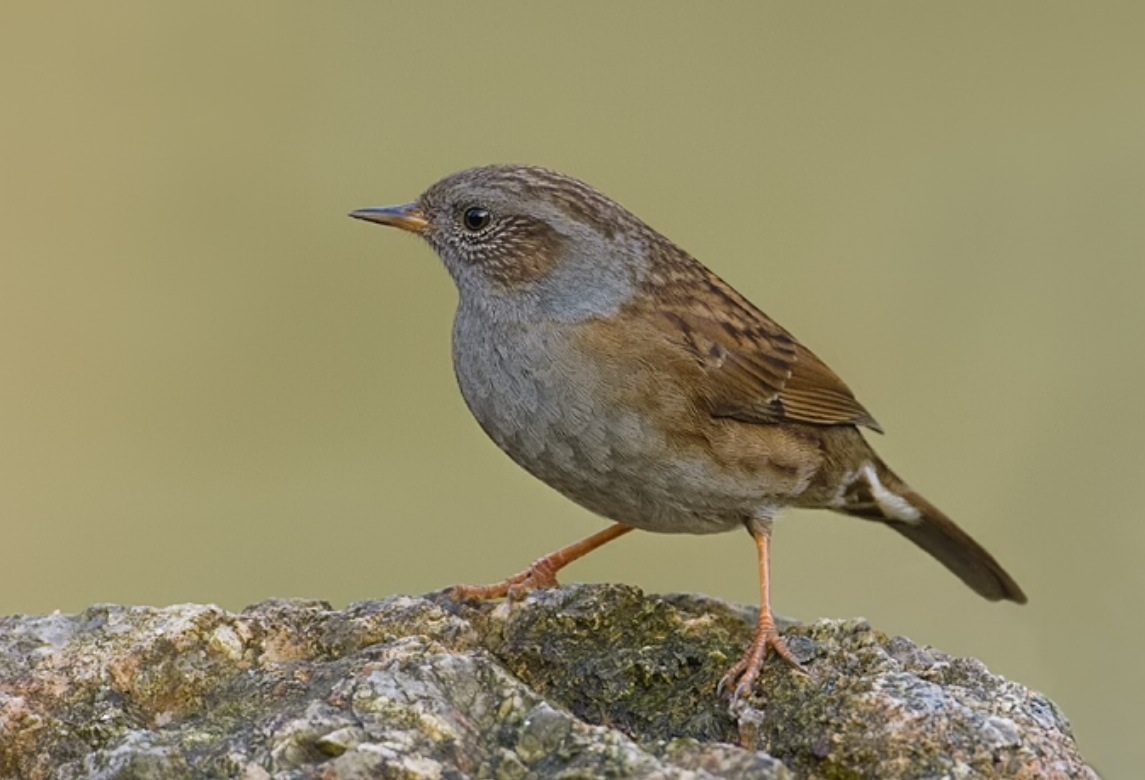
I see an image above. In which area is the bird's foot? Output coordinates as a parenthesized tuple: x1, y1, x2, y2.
(450, 525, 633, 603)
(450, 556, 562, 603)
(718, 619, 807, 700)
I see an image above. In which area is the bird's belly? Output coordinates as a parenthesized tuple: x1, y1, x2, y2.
(452, 318, 776, 534)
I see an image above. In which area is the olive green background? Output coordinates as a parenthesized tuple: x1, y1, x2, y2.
(2, 3, 1140, 774)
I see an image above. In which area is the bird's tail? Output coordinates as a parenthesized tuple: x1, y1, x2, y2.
(835, 458, 1027, 603)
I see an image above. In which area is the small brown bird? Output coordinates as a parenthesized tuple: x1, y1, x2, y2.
(350, 165, 1026, 698)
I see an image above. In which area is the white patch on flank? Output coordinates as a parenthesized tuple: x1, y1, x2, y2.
(863, 464, 922, 523)
(829, 469, 859, 509)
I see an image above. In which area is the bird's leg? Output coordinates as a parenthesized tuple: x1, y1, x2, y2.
(719, 522, 806, 699)
(451, 523, 634, 602)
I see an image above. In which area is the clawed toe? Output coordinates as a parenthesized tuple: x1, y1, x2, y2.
(717, 656, 752, 698)
(451, 562, 561, 603)
(719, 625, 807, 701)
(505, 564, 560, 601)
(449, 525, 632, 605)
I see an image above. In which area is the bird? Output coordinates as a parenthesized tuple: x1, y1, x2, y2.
(349, 164, 1026, 699)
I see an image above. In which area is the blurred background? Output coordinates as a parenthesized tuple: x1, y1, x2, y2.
(1, 2, 1140, 774)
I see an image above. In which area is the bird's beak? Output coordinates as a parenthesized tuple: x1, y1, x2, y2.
(348, 203, 429, 234)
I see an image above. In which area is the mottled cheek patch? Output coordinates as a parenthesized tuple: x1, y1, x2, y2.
(481, 221, 566, 288)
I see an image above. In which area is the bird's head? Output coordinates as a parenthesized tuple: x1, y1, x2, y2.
(351, 165, 653, 322)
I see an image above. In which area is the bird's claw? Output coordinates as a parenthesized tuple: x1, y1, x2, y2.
(450, 559, 561, 603)
(719, 625, 807, 701)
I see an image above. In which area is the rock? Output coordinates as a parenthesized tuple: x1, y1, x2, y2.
(0, 585, 1095, 779)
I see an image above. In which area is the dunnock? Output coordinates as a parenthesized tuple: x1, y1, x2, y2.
(350, 165, 1025, 698)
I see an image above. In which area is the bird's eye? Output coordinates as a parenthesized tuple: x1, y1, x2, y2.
(462, 207, 491, 232)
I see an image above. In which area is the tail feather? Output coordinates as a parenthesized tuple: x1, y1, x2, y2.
(838, 460, 1027, 604)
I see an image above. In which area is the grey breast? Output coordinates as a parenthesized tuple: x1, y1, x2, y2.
(450, 301, 759, 534)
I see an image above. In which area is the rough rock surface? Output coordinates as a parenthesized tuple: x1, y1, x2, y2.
(0, 584, 1094, 779)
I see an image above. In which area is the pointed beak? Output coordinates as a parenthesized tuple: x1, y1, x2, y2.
(348, 203, 429, 234)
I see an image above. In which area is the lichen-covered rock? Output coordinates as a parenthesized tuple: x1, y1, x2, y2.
(0, 585, 1094, 779)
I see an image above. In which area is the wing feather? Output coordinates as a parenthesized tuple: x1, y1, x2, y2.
(641, 260, 880, 432)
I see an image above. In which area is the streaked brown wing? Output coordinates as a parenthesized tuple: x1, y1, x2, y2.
(647, 266, 881, 432)
(776, 341, 882, 431)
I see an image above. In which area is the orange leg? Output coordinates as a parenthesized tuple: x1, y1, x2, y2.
(719, 524, 806, 699)
(451, 523, 634, 602)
